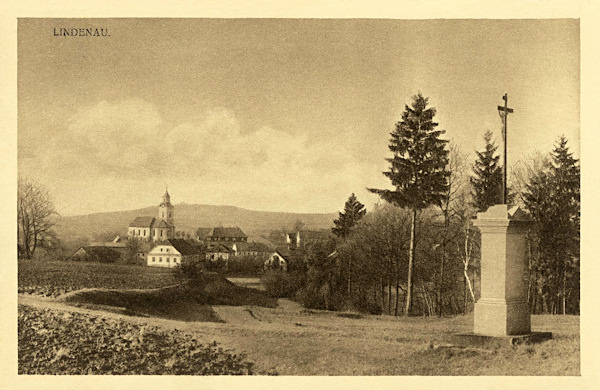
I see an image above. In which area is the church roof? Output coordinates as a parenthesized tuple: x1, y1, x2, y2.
(129, 216, 156, 228)
(210, 227, 247, 239)
(155, 220, 174, 229)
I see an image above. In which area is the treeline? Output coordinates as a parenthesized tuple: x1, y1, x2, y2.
(262, 94, 579, 317)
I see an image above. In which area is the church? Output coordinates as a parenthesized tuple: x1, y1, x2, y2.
(128, 189, 176, 242)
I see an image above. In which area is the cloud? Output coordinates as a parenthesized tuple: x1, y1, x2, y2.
(27, 99, 383, 213)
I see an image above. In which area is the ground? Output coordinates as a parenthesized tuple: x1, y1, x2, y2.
(18, 282, 580, 375)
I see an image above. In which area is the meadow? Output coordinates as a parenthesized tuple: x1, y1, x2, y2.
(18, 259, 580, 376)
(18, 259, 178, 297)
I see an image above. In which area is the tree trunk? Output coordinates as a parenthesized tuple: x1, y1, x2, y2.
(394, 282, 400, 316)
(562, 269, 567, 315)
(387, 278, 392, 315)
(380, 277, 385, 314)
(437, 247, 445, 317)
(347, 257, 352, 296)
(405, 209, 417, 316)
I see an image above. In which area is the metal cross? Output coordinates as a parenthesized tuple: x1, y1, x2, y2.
(498, 93, 513, 204)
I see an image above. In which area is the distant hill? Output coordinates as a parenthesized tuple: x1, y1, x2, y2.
(54, 203, 336, 244)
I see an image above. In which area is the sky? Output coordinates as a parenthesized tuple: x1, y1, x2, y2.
(17, 18, 580, 216)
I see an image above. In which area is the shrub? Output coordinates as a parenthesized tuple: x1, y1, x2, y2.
(172, 261, 204, 284)
(224, 255, 267, 276)
(260, 270, 303, 298)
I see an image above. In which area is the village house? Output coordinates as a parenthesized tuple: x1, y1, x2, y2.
(264, 250, 289, 272)
(199, 226, 248, 243)
(206, 242, 233, 262)
(69, 246, 122, 263)
(231, 242, 271, 257)
(147, 238, 203, 268)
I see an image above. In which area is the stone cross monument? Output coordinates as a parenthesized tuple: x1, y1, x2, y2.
(452, 95, 552, 347)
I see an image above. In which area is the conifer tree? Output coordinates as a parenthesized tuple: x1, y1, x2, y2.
(470, 130, 503, 212)
(332, 193, 366, 239)
(523, 136, 579, 314)
(369, 93, 450, 315)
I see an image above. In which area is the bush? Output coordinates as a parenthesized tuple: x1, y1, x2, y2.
(172, 261, 204, 283)
(260, 270, 304, 298)
(225, 255, 268, 276)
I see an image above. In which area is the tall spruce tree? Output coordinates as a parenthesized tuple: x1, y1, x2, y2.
(333, 193, 367, 297)
(369, 93, 450, 315)
(523, 136, 580, 314)
(332, 193, 367, 239)
(470, 130, 503, 212)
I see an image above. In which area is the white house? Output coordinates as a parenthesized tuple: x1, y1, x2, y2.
(147, 239, 202, 268)
(264, 251, 288, 271)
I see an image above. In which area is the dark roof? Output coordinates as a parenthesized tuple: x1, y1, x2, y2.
(167, 239, 203, 256)
(235, 242, 271, 252)
(129, 216, 155, 228)
(247, 235, 277, 249)
(206, 243, 232, 253)
(73, 246, 122, 262)
(210, 227, 247, 239)
(196, 227, 212, 238)
(137, 241, 155, 253)
(274, 245, 292, 258)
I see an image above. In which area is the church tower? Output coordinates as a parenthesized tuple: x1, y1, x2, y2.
(158, 188, 174, 225)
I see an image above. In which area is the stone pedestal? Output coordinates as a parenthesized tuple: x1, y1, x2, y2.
(473, 204, 531, 336)
(452, 205, 552, 346)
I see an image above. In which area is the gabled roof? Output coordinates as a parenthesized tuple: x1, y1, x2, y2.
(210, 227, 247, 239)
(273, 245, 292, 258)
(73, 246, 122, 262)
(137, 241, 155, 253)
(155, 220, 174, 229)
(169, 239, 201, 256)
(206, 242, 232, 253)
(151, 239, 202, 256)
(235, 242, 271, 252)
(129, 216, 156, 228)
(196, 227, 213, 238)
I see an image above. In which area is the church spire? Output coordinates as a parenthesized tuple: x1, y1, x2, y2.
(162, 186, 171, 205)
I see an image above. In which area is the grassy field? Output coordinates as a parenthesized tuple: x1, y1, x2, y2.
(17, 260, 580, 376)
(18, 259, 178, 296)
(59, 273, 277, 322)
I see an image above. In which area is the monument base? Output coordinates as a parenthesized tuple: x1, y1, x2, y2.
(451, 332, 553, 348)
(474, 299, 531, 336)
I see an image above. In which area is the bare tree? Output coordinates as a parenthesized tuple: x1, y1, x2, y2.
(510, 151, 550, 208)
(18, 177, 58, 259)
(453, 189, 478, 307)
(435, 144, 469, 316)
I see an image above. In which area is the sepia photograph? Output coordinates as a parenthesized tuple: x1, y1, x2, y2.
(3, 1, 595, 385)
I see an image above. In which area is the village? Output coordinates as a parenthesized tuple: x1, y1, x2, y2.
(69, 189, 332, 273)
